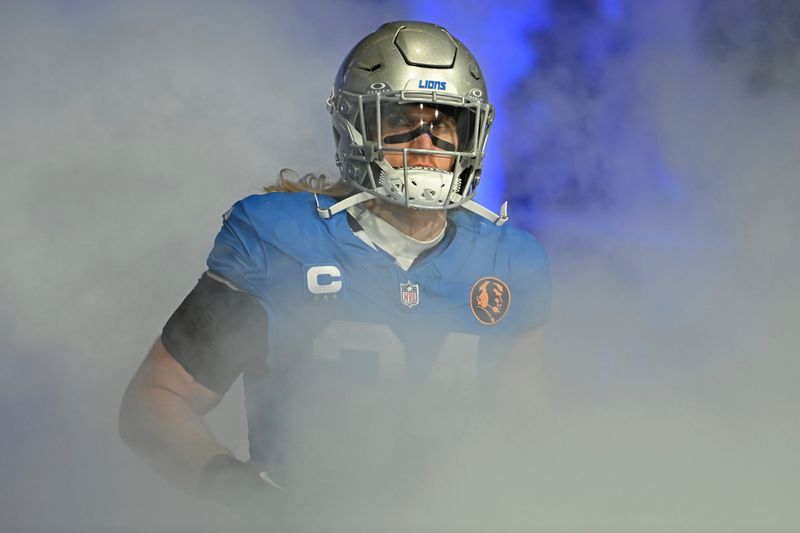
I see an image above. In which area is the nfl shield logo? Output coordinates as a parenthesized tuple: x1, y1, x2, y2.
(400, 281, 420, 308)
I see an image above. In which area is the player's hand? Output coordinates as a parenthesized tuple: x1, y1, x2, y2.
(198, 454, 283, 511)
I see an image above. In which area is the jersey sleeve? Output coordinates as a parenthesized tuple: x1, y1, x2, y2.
(206, 200, 269, 296)
(514, 235, 552, 331)
(161, 273, 269, 394)
(159, 201, 273, 393)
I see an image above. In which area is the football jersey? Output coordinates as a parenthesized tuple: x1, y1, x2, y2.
(206, 191, 551, 499)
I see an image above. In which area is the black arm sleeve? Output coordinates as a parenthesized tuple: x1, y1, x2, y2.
(161, 272, 269, 394)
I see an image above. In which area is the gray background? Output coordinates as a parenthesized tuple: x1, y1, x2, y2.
(1, 1, 798, 531)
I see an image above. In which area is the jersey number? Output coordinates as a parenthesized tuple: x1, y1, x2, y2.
(311, 320, 479, 388)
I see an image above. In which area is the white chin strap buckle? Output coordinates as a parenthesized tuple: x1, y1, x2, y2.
(315, 191, 373, 219)
(460, 199, 509, 226)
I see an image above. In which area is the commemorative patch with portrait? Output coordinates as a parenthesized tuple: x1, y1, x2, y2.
(470, 277, 511, 325)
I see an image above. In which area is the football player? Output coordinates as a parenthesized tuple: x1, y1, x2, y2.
(119, 20, 551, 526)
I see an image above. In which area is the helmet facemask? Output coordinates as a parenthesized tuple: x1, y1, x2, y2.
(333, 89, 493, 210)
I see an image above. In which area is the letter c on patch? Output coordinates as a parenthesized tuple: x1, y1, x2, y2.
(306, 265, 342, 295)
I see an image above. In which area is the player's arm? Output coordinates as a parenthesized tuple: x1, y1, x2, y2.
(119, 273, 276, 505)
(119, 337, 228, 494)
(489, 326, 550, 422)
(486, 234, 552, 424)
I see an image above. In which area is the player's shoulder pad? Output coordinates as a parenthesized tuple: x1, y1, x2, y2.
(508, 229, 549, 275)
(228, 192, 321, 245)
(490, 221, 551, 329)
(452, 208, 549, 271)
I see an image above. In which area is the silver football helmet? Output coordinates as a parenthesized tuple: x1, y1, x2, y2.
(320, 21, 507, 224)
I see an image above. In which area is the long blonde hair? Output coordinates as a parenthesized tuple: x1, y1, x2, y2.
(264, 168, 353, 197)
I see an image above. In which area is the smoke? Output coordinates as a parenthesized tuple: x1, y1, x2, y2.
(501, 1, 800, 531)
(0, 1, 404, 531)
(1, 0, 799, 532)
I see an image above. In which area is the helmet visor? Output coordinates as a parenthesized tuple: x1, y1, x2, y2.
(365, 102, 476, 154)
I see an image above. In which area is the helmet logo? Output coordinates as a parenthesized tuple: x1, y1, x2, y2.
(418, 79, 447, 91)
(470, 277, 511, 325)
(405, 78, 456, 94)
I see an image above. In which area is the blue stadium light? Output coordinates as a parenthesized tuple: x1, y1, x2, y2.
(410, 0, 550, 212)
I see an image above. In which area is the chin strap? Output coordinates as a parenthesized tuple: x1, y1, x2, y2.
(314, 191, 374, 219)
(460, 199, 509, 226)
(315, 191, 509, 226)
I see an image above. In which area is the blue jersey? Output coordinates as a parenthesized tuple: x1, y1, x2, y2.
(206, 192, 551, 496)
